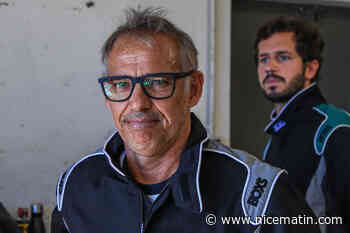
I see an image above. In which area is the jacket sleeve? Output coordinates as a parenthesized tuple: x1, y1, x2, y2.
(51, 207, 69, 233)
(323, 127, 350, 232)
(261, 174, 321, 233)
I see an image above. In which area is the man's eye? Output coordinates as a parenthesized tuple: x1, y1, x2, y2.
(259, 57, 269, 64)
(144, 78, 170, 88)
(143, 79, 153, 87)
(278, 55, 291, 62)
(153, 78, 170, 86)
(115, 81, 130, 89)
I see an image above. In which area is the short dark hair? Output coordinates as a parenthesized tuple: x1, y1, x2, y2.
(102, 7, 198, 72)
(254, 16, 325, 81)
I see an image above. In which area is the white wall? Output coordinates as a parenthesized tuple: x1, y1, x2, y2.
(214, 0, 231, 146)
(0, 0, 232, 230)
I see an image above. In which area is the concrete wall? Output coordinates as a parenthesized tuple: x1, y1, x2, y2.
(0, 0, 232, 230)
(214, 0, 231, 146)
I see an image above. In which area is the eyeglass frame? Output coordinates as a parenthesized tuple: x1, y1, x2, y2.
(98, 70, 194, 102)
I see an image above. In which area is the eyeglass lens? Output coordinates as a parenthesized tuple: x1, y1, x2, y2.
(103, 76, 175, 101)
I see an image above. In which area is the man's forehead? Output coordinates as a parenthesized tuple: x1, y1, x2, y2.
(115, 53, 153, 64)
(112, 34, 178, 55)
(108, 33, 180, 67)
(258, 32, 296, 54)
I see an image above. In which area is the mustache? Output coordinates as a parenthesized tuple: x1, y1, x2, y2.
(263, 74, 285, 84)
(122, 111, 161, 122)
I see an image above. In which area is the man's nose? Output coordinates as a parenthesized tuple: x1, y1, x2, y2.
(128, 84, 152, 111)
(264, 58, 279, 73)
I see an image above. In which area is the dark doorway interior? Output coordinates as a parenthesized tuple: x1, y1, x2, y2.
(230, 0, 350, 157)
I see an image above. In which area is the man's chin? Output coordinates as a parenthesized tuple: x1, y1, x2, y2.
(125, 133, 160, 153)
(263, 91, 294, 104)
(262, 73, 306, 104)
(128, 142, 160, 157)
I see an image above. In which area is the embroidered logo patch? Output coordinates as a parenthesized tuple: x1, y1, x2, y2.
(273, 120, 286, 132)
(247, 177, 268, 207)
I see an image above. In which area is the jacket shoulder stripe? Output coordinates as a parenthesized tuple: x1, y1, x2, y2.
(203, 148, 251, 218)
(57, 153, 104, 211)
(313, 104, 350, 155)
(260, 169, 286, 222)
(196, 136, 210, 213)
(102, 130, 127, 177)
(203, 140, 286, 225)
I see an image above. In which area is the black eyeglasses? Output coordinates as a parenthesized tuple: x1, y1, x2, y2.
(98, 70, 194, 102)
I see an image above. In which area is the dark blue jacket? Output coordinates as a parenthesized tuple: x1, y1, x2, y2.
(51, 114, 320, 233)
(264, 83, 350, 233)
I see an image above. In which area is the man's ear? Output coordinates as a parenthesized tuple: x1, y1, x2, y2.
(188, 71, 204, 108)
(305, 59, 320, 81)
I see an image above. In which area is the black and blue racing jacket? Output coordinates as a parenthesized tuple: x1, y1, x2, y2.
(51, 114, 320, 233)
(263, 83, 350, 233)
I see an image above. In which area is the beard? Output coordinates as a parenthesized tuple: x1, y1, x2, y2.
(262, 72, 306, 104)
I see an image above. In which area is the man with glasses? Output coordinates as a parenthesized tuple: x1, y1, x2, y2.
(255, 16, 350, 233)
(51, 7, 320, 233)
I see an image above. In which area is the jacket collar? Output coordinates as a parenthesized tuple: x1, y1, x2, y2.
(102, 113, 209, 213)
(265, 83, 326, 134)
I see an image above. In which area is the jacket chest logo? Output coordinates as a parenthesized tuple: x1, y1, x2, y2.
(247, 177, 268, 207)
(273, 120, 286, 133)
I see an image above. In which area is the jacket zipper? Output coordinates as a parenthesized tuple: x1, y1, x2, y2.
(140, 223, 144, 233)
(139, 183, 170, 233)
(139, 191, 144, 233)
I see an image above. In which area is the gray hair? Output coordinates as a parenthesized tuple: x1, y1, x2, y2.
(101, 7, 198, 72)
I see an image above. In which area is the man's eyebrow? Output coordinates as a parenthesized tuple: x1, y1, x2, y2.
(276, 50, 292, 55)
(258, 53, 269, 57)
(259, 51, 292, 57)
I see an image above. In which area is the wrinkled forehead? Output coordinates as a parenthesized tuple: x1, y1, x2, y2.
(107, 33, 181, 70)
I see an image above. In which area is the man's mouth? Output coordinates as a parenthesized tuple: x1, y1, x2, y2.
(126, 120, 160, 129)
(265, 78, 281, 85)
(122, 112, 161, 129)
(263, 74, 285, 86)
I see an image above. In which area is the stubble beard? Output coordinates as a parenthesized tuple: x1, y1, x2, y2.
(263, 73, 306, 104)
